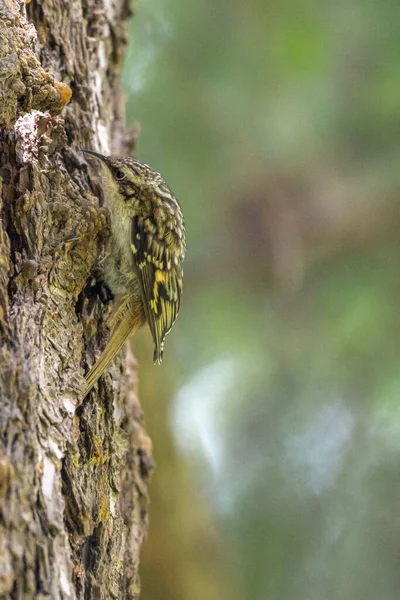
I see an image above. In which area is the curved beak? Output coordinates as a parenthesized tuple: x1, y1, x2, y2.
(83, 150, 108, 164)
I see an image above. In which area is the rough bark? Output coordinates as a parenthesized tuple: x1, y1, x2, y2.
(0, 1, 152, 597)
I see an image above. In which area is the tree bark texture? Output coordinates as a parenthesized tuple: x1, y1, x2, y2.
(0, 1, 153, 598)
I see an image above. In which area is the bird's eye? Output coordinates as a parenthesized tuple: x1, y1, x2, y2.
(116, 170, 125, 180)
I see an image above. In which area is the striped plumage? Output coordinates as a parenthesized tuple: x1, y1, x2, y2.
(82, 151, 185, 399)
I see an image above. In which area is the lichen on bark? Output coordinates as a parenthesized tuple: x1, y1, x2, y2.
(0, 1, 152, 598)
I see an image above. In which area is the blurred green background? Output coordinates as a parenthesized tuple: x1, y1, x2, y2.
(122, 1, 400, 599)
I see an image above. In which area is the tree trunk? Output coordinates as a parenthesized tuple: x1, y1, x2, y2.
(0, 1, 152, 597)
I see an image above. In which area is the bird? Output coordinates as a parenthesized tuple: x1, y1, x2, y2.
(81, 150, 186, 400)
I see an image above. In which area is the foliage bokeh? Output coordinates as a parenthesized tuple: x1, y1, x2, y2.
(123, 1, 400, 599)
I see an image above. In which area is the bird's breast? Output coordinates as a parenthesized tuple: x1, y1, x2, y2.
(103, 208, 139, 297)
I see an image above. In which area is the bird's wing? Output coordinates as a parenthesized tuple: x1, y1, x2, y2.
(130, 215, 183, 362)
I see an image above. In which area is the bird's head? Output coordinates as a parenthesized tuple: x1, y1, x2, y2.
(84, 150, 172, 211)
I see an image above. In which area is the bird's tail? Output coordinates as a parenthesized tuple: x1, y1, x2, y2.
(81, 296, 145, 402)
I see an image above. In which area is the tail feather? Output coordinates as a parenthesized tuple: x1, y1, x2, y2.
(81, 297, 145, 401)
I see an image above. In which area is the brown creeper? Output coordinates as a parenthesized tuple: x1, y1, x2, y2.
(81, 151, 186, 400)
